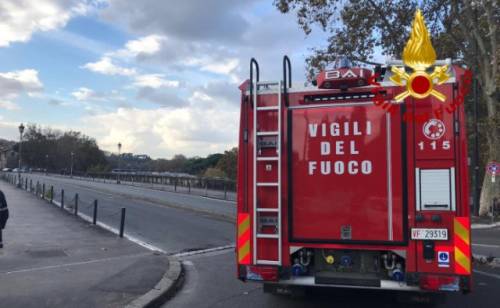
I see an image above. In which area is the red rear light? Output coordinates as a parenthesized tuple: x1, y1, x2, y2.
(420, 274, 460, 292)
(246, 266, 278, 282)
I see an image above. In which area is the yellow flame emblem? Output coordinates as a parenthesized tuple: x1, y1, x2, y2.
(390, 10, 449, 102)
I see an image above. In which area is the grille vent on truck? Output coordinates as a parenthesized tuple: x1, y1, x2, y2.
(303, 91, 387, 104)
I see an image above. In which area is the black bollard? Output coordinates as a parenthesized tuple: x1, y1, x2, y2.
(61, 189, 64, 209)
(50, 186, 54, 203)
(74, 193, 79, 216)
(93, 200, 98, 225)
(119, 208, 126, 238)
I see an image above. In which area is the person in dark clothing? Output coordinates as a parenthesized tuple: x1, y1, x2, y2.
(0, 190, 8, 248)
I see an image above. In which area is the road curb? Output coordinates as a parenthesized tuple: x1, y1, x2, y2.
(126, 256, 184, 308)
(471, 222, 500, 230)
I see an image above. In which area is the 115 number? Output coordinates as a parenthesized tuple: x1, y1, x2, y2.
(418, 140, 450, 150)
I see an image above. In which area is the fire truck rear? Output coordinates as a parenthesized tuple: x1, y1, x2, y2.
(236, 56, 472, 296)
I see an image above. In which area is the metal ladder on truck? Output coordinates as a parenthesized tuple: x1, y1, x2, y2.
(250, 56, 291, 266)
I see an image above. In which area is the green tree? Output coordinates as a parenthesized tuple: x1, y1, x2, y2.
(275, 0, 498, 215)
(204, 167, 226, 178)
(21, 124, 108, 173)
(216, 147, 238, 180)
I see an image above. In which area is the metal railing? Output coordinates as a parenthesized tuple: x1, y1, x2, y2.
(40, 171, 237, 201)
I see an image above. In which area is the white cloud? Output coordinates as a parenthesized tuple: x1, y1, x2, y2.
(126, 34, 163, 55)
(133, 74, 179, 89)
(83, 106, 238, 158)
(97, 1, 325, 85)
(200, 58, 239, 75)
(110, 35, 165, 59)
(0, 0, 101, 47)
(81, 88, 239, 158)
(0, 69, 43, 110)
(72, 87, 102, 101)
(82, 57, 137, 76)
(0, 101, 20, 111)
(0, 69, 43, 92)
(100, 0, 254, 42)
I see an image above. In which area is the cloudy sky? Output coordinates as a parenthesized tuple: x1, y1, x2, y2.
(0, 0, 326, 158)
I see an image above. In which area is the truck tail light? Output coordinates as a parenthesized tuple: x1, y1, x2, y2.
(246, 266, 278, 282)
(419, 274, 460, 292)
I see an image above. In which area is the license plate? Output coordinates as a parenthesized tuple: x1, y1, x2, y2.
(411, 228, 448, 240)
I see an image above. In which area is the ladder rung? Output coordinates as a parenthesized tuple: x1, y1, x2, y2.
(256, 260, 280, 265)
(257, 182, 278, 187)
(257, 234, 279, 239)
(256, 106, 279, 111)
(257, 157, 279, 161)
(257, 208, 279, 212)
(257, 131, 278, 136)
(257, 81, 279, 86)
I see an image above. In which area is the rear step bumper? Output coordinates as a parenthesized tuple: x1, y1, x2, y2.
(267, 276, 421, 292)
(315, 271, 381, 287)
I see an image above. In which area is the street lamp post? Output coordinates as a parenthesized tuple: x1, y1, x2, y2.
(117, 142, 122, 184)
(18, 123, 25, 186)
(70, 152, 74, 178)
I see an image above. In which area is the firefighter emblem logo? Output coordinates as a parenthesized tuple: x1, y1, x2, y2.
(423, 119, 445, 140)
(390, 10, 449, 102)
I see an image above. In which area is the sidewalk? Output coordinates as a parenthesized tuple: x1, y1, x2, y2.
(471, 215, 500, 229)
(0, 181, 170, 308)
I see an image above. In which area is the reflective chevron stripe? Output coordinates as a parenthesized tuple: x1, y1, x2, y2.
(237, 213, 251, 264)
(454, 217, 471, 275)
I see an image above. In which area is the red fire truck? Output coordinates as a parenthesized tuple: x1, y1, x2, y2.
(236, 56, 472, 295)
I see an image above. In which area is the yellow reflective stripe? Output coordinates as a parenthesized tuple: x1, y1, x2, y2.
(238, 216, 250, 236)
(455, 247, 471, 273)
(454, 219, 469, 245)
(238, 241, 250, 262)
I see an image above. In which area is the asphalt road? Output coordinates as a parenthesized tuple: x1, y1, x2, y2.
(12, 173, 500, 307)
(21, 173, 234, 254)
(169, 250, 500, 308)
(471, 228, 500, 257)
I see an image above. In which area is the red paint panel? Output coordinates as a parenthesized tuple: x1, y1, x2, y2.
(414, 85, 454, 160)
(257, 186, 278, 209)
(290, 104, 404, 242)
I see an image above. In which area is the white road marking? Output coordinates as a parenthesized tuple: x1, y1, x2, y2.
(472, 243, 500, 248)
(51, 200, 166, 254)
(200, 195, 235, 204)
(473, 270, 500, 280)
(172, 244, 235, 258)
(1, 252, 151, 275)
